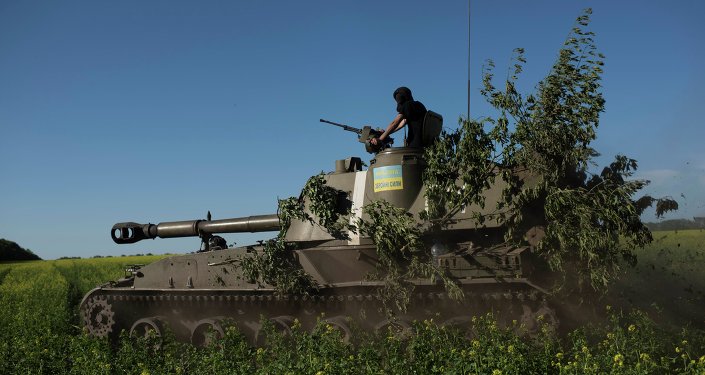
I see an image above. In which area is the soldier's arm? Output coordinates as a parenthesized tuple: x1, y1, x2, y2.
(379, 114, 405, 141)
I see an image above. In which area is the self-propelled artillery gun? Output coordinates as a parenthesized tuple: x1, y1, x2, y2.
(80, 111, 557, 345)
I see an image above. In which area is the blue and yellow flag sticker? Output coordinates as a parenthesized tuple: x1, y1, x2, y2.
(373, 165, 403, 192)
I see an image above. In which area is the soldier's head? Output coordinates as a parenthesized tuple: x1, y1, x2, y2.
(393, 87, 413, 112)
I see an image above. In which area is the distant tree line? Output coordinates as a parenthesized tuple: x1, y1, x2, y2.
(57, 253, 158, 260)
(0, 239, 42, 261)
(645, 217, 705, 231)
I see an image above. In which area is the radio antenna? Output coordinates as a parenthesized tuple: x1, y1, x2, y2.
(467, 0, 471, 120)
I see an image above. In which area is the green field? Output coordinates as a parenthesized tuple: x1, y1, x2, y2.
(613, 229, 705, 330)
(0, 232, 704, 374)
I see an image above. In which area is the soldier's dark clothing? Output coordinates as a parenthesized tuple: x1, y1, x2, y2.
(398, 100, 427, 148)
(393, 87, 427, 148)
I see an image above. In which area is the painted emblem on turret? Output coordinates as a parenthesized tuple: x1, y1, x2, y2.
(373, 165, 403, 192)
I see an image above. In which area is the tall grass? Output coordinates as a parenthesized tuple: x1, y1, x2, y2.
(0, 239, 703, 374)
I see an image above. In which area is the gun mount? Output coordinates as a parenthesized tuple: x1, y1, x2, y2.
(320, 111, 443, 153)
(319, 118, 392, 153)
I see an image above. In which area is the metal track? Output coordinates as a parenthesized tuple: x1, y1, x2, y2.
(81, 285, 557, 345)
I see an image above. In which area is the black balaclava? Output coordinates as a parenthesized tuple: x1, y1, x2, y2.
(393, 86, 413, 113)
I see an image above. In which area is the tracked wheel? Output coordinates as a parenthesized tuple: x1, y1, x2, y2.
(375, 318, 413, 339)
(322, 316, 353, 343)
(191, 318, 225, 347)
(81, 297, 115, 338)
(519, 302, 559, 337)
(442, 316, 479, 339)
(271, 315, 297, 336)
(129, 317, 166, 344)
(252, 315, 297, 346)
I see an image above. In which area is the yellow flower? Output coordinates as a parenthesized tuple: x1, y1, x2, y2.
(492, 370, 502, 375)
(472, 340, 480, 349)
(556, 352, 564, 360)
(628, 324, 636, 332)
(507, 345, 515, 354)
(639, 353, 650, 362)
(675, 347, 681, 353)
(315, 372, 325, 375)
(613, 353, 624, 367)
(581, 346, 589, 354)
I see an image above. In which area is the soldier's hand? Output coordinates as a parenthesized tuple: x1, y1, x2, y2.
(370, 138, 379, 146)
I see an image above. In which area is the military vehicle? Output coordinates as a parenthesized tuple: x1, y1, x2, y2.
(80, 111, 557, 346)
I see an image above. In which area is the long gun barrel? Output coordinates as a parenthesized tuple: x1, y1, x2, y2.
(319, 119, 363, 134)
(111, 214, 280, 244)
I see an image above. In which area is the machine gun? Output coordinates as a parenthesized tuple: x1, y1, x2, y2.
(320, 119, 393, 153)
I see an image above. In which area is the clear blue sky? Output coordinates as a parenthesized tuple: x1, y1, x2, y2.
(1, 1, 703, 259)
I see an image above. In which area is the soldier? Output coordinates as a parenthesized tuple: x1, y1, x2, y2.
(371, 86, 428, 148)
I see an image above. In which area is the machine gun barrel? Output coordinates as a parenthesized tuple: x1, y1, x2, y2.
(111, 214, 280, 244)
(320, 118, 392, 153)
(319, 119, 363, 134)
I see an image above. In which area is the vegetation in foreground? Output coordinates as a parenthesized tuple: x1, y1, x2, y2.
(1, 232, 704, 374)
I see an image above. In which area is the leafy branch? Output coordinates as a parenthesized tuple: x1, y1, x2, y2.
(423, 8, 677, 292)
(301, 173, 355, 240)
(240, 173, 356, 294)
(357, 200, 463, 313)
